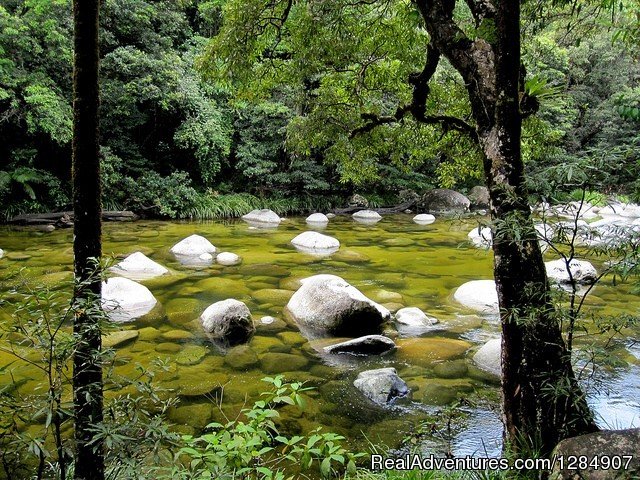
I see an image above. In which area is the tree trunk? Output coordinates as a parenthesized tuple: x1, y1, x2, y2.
(417, 0, 598, 455)
(72, 0, 105, 479)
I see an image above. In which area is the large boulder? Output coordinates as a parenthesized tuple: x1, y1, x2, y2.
(551, 428, 640, 480)
(467, 226, 493, 249)
(467, 186, 490, 210)
(353, 367, 410, 405)
(473, 338, 501, 377)
(170, 234, 216, 265)
(291, 231, 340, 254)
(323, 335, 396, 356)
(413, 214, 436, 225)
(418, 189, 470, 214)
(109, 251, 169, 280)
(242, 209, 281, 226)
(284, 274, 391, 337)
(306, 213, 329, 225)
(545, 259, 597, 285)
(348, 194, 369, 208)
(453, 280, 499, 315)
(102, 277, 158, 322)
(200, 299, 255, 346)
(395, 307, 439, 334)
(352, 210, 382, 224)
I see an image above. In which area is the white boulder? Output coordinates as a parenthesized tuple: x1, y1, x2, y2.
(323, 335, 396, 356)
(170, 234, 216, 257)
(242, 209, 281, 226)
(0, 248, 3, 259)
(473, 338, 501, 377)
(109, 251, 168, 280)
(454, 280, 499, 315)
(395, 307, 439, 333)
(545, 259, 597, 285)
(468, 226, 493, 249)
(216, 252, 241, 266)
(291, 231, 340, 254)
(102, 277, 158, 323)
(352, 210, 382, 224)
(413, 214, 436, 225)
(285, 274, 390, 336)
(306, 213, 329, 224)
(200, 299, 255, 346)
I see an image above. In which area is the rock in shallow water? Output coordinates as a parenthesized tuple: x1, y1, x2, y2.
(242, 209, 281, 226)
(170, 234, 216, 256)
(545, 258, 597, 285)
(472, 338, 501, 378)
(453, 280, 499, 315)
(102, 277, 158, 322)
(200, 299, 255, 346)
(323, 335, 396, 356)
(306, 213, 329, 224)
(216, 251, 241, 266)
(291, 231, 340, 254)
(109, 251, 169, 280)
(413, 214, 436, 225)
(352, 210, 382, 224)
(285, 274, 390, 337)
(353, 367, 410, 405)
(395, 307, 439, 333)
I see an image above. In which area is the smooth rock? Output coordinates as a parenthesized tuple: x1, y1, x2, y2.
(326, 213, 336, 218)
(102, 277, 158, 322)
(242, 209, 281, 225)
(175, 345, 207, 366)
(473, 338, 501, 377)
(251, 288, 294, 305)
(170, 234, 216, 257)
(353, 368, 409, 405)
(260, 353, 309, 374)
(200, 299, 255, 346)
(395, 307, 439, 333)
(306, 213, 329, 224)
(413, 214, 436, 225)
(291, 231, 340, 254)
(418, 189, 470, 214)
(323, 335, 396, 356)
(102, 330, 139, 349)
(216, 252, 241, 266)
(352, 210, 382, 224)
(468, 226, 493, 249)
(109, 251, 169, 280)
(224, 345, 259, 370)
(285, 274, 390, 337)
(453, 280, 499, 315)
(551, 428, 640, 480)
(0, 248, 3, 258)
(395, 337, 472, 366)
(332, 250, 370, 263)
(545, 259, 597, 285)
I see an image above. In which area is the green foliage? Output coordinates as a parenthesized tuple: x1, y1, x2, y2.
(170, 375, 365, 479)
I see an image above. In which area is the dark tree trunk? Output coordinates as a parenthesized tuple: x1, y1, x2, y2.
(72, 1, 105, 479)
(416, 0, 598, 455)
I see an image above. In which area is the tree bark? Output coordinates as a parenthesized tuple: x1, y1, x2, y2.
(417, 0, 598, 455)
(72, 1, 105, 479)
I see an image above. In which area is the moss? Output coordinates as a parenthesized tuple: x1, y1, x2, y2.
(175, 345, 208, 366)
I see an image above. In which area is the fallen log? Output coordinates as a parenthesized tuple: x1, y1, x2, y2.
(331, 200, 416, 215)
(9, 211, 138, 226)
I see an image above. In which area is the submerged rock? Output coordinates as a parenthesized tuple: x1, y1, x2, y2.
(545, 258, 597, 285)
(413, 214, 436, 225)
(176, 345, 207, 366)
(285, 274, 390, 337)
(291, 231, 340, 254)
(551, 428, 640, 480)
(242, 209, 281, 226)
(453, 280, 499, 315)
(109, 251, 169, 280)
(260, 352, 309, 374)
(102, 330, 139, 349)
(200, 299, 255, 346)
(473, 338, 501, 378)
(395, 307, 439, 333)
(306, 213, 329, 224)
(323, 335, 396, 356)
(102, 277, 158, 322)
(224, 345, 259, 370)
(353, 367, 410, 405)
(216, 252, 241, 266)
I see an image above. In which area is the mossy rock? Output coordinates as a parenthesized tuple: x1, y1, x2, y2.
(167, 372, 228, 398)
(276, 331, 307, 347)
(161, 329, 194, 342)
(164, 298, 202, 324)
(371, 289, 404, 303)
(40, 271, 73, 286)
(194, 277, 251, 297)
(103, 330, 139, 349)
(137, 326, 162, 342)
(175, 345, 208, 366)
(374, 272, 407, 289)
(224, 345, 259, 370)
(156, 342, 181, 354)
(251, 288, 294, 305)
(260, 353, 309, 374)
(433, 359, 469, 379)
(6, 252, 31, 261)
(395, 337, 472, 367)
(168, 402, 213, 428)
(256, 317, 288, 333)
(250, 336, 291, 354)
(279, 277, 303, 291)
(247, 282, 274, 291)
(382, 238, 415, 247)
(332, 250, 370, 263)
(382, 302, 404, 313)
(239, 263, 291, 278)
(411, 379, 474, 405)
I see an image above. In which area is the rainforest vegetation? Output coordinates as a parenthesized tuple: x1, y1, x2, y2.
(0, 0, 639, 221)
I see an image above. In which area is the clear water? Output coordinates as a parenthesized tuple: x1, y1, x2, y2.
(0, 214, 638, 454)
